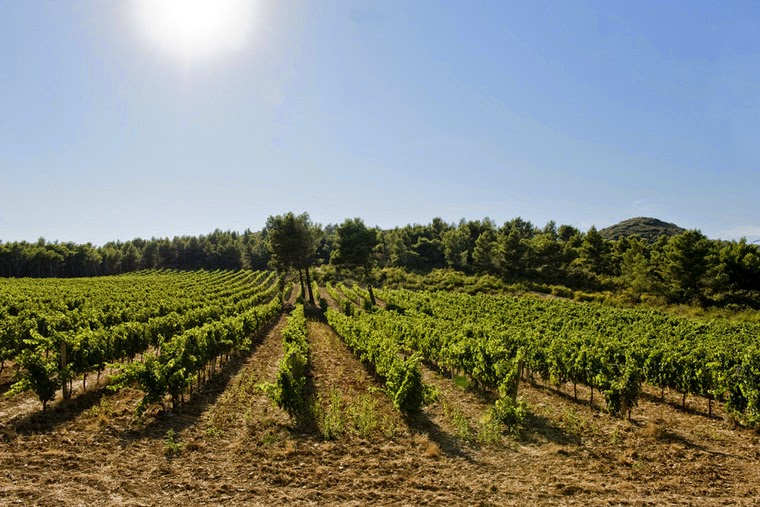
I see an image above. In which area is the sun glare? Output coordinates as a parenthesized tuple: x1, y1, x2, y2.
(132, 0, 255, 64)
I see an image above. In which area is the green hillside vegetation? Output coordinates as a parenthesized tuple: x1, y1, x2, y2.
(2, 213, 760, 310)
(599, 217, 686, 242)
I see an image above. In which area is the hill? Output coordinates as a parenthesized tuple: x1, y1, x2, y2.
(599, 217, 686, 242)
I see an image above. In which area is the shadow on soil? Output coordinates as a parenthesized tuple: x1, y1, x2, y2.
(519, 411, 582, 447)
(4, 315, 283, 439)
(639, 390, 716, 420)
(532, 378, 720, 425)
(654, 427, 712, 453)
(7, 386, 109, 435)
(405, 410, 473, 460)
(283, 318, 471, 460)
(0, 376, 16, 396)
(528, 379, 606, 413)
(116, 317, 283, 443)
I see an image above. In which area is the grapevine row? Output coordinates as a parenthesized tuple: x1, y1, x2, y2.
(380, 289, 760, 424)
(325, 307, 427, 413)
(114, 296, 282, 413)
(1, 270, 281, 410)
(265, 304, 311, 418)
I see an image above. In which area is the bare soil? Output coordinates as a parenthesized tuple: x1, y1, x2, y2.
(1, 303, 759, 506)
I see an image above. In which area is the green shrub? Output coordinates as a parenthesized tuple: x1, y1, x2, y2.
(550, 285, 574, 299)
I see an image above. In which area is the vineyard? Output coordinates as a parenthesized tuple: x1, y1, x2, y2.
(375, 288, 760, 425)
(1, 272, 759, 505)
(0, 270, 281, 412)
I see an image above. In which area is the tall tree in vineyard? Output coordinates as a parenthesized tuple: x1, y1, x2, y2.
(266, 212, 320, 304)
(332, 218, 380, 306)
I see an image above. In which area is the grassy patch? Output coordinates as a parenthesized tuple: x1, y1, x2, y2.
(349, 393, 379, 439)
(314, 388, 346, 440)
(163, 428, 183, 457)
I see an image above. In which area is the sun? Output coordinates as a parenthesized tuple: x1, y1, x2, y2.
(131, 0, 256, 64)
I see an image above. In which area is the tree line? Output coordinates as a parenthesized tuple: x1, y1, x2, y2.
(2, 214, 759, 308)
(0, 229, 269, 278)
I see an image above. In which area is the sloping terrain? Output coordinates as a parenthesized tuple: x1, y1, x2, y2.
(599, 217, 686, 241)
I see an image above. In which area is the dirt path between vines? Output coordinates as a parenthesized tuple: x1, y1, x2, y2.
(1, 301, 760, 505)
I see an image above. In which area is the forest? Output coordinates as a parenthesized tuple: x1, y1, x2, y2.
(1, 214, 759, 309)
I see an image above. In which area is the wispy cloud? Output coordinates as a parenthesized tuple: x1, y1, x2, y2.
(719, 225, 760, 241)
(630, 199, 665, 218)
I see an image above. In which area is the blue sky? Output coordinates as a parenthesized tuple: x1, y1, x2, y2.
(1, 1, 759, 245)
